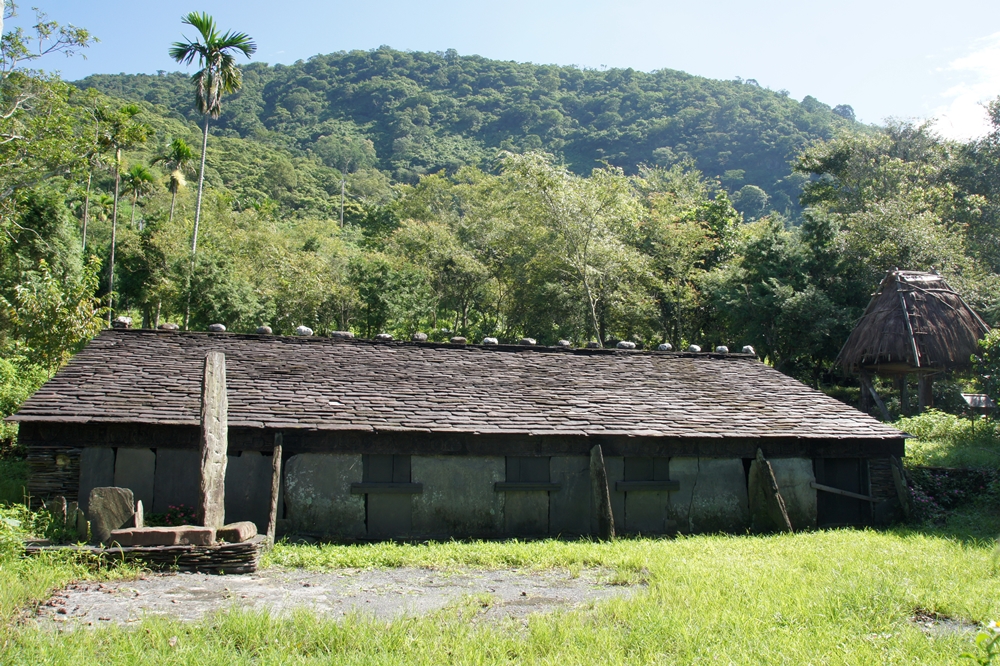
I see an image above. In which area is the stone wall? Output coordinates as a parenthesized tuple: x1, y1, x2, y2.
(42, 434, 891, 538)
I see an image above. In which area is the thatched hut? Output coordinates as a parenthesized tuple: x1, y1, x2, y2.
(837, 270, 991, 414)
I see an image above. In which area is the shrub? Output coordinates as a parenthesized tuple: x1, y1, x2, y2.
(974, 329, 1000, 413)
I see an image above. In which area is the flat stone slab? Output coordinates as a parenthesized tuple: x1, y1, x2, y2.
(217, 521, 257, 543)
(109, 526, 216, 547)
(33, 567, 639, 628)
(88, 487, 135, 545)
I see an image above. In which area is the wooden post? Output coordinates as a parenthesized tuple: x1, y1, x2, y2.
(861, 373, 892, 422)
(896, 375, 910, 417)
(748, 449, 793, 533)
(590, 444, 615, 541)
(890, 456, 913, 521)
(266, 433, 283, 545)
(859, 371, 873, 414)
(917, 375, 934, 412)
(199, 351, 228, 530)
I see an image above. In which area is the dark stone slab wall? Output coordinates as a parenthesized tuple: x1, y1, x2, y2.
(22, 422, 905, 535)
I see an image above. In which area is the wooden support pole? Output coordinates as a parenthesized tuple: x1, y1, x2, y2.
(199, 351, 228, 530)
(266, 433, 283, 545)
(590, 444, 615, 541)
(896, 375, 910, 417)
(748, 448, 793, 533)
(890, 456, 913, 521)
(918, 375, 934, 412)
(861, 373, 892, 422)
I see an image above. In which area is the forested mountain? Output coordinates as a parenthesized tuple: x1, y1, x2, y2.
(5, 5, 1000, 447)
(78, 47, 858, 218)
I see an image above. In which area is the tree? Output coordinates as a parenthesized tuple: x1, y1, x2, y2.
(0, 2, 92, 232)
(169, 12, 256, 328)
(503, 152, 646, 345)
(152, 138, 196, 224)
(94, 103, 151, 325)
(121, 163, 156, 230)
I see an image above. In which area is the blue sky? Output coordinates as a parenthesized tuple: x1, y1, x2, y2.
(8, 0, 1000, 139)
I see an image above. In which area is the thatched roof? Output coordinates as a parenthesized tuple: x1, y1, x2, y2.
(836, 270, 991, 373)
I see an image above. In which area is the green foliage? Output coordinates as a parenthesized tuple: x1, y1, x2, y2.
(79, 46, 858, 214)
(974, 329, 1000, 409)
(2, 257, 107, 371)
(899, 410, 1000, 468)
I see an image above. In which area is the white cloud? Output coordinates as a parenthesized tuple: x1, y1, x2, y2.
(933, 32, 1000, 141)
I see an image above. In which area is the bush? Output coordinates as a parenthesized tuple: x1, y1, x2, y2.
(974, 328, 1000, 411)
(898, 409, 1000, 468)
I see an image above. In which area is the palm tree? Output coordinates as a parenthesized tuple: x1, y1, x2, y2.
(96, 103, 151, 326)
(121, 164, 157, 230)
(152, 138, 195, 224)
(169, 13, 255, 328)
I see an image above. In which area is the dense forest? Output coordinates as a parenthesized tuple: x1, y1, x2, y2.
(2, 3, 1000, 448)
(78, 47, 860, 219)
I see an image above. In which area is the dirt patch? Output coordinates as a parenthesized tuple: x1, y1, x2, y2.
(33, 567, 640, 629)
(909, 607, 978, 637)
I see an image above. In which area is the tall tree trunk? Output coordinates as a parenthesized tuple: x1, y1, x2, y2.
(168, 187, 177, 225)
(185, 116, 211, 330)
(108, 150, 122, 328)
(82, 171, 92, 253)
(130, 191, 138, 228)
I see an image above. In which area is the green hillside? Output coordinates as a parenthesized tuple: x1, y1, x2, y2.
(78, 47, 857, 216)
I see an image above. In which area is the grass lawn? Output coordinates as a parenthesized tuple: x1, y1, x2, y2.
(4, 422, 1000, 664)
(1, 522, 999, 664)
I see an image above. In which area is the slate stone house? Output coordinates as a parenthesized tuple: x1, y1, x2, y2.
(13, 330, 905, 538)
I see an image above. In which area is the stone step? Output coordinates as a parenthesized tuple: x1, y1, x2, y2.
(217, 521, 258, 543)
(109, 526, 216, 547)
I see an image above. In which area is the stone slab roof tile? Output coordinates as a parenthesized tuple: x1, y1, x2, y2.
(11, 330, 902, 440)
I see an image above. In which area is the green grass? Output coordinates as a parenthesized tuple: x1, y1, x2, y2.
(2, 527, 1000, 664)
(900, 410, 1000, 468)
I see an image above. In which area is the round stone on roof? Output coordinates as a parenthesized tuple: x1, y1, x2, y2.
(256, 325, 272, 335)
(586, 341, 602, 348)
(411, 332, 428, 342)
(375, 333, 394, 341)
(295, 325, 313, 336)
(742, 345, 756, 355)
(330, 331, 354, 339)
(111, 316, 132, 329)
(482, 337, 499, 345)
(658, 343, 673, 351)
(208, 323, 226, 333)
(158, 322, 179, 331)
(616, 341, 636, 349)
(450, 336, 467, 344)
(715, 345, 729, 354)
(556, 340, 571, 347)
(687, 344, 701, 352)
(519, 338, 536, 346)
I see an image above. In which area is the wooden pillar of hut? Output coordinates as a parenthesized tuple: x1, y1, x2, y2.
(895, 374, 910, 417)
(859, 371, 873, 413)
(918, 375, 934, 412)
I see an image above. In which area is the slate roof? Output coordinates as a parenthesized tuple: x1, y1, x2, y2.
(12, 330, 901, 440)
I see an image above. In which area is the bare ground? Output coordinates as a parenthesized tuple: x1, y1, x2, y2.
(33, 567, 640, 629)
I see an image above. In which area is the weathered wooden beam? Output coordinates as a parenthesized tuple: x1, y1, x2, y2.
(810, 481, 876, 503)
(890, 455, 913, 520)
(266, 433, 282, 545)
(590, 444, 615, 541)
(199, 352, 228, 530)
(861, 373, 892, 422)
(748, 448, 793, 533)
